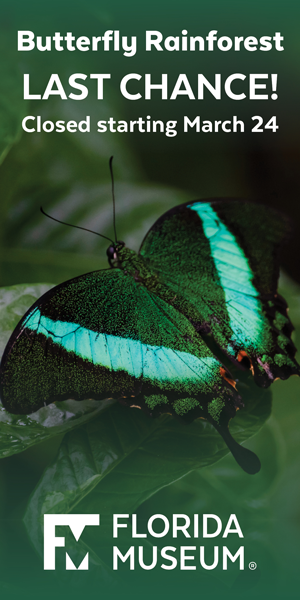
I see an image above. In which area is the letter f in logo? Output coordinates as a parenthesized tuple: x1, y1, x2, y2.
(44, 514, 100, 570)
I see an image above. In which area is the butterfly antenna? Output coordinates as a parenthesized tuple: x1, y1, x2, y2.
(109, 156, 118, 243)
(40, 207, 115, 244)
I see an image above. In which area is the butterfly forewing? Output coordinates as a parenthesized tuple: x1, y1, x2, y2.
(0, 269, 241, 436)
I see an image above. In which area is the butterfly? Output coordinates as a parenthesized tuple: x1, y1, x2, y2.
(0, 164, 299, 475)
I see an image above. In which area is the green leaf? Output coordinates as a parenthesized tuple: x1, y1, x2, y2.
(24, 369, 271, 564)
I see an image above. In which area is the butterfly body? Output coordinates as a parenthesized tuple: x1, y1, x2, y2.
(0, 198, 299, 474)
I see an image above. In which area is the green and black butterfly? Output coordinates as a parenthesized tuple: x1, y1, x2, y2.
(0, 163, 299, 474)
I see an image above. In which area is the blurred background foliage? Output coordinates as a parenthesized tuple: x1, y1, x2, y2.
(0, 0, 300, 285)
(0, 1, 299, 598)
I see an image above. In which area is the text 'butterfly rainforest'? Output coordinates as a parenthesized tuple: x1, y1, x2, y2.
(0, 159, 299, 475)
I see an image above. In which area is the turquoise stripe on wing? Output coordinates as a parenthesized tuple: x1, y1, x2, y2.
(189, 202, 267, 352)
(24, 309, 220, 387)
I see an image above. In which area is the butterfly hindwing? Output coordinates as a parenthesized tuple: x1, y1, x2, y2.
(139, 199, 300, 387)
(0, 269, 241, 435)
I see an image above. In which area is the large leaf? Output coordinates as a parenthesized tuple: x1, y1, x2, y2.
(23, 369, 272, 565)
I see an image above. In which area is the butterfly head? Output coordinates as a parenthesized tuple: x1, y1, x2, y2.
(106, 241, 125, 267)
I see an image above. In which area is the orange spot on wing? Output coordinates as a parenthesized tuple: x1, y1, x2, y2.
(237, 350, 255, 376)
(220, 367, 237, 389)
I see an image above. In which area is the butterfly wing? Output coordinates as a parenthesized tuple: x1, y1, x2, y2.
(0, 269, 236, 415)
(139, 199, 299, 387)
